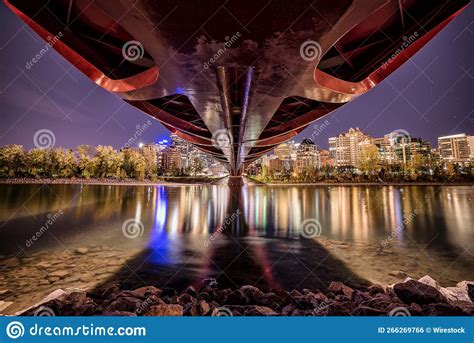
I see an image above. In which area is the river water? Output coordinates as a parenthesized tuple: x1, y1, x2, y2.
(0, 183, 472, 314)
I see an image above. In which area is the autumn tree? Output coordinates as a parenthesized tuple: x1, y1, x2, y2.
(0, 145, 27, 177)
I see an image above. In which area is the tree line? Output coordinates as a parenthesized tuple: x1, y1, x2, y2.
(251, 158, 474, 183)
(0, 145, 160, 180)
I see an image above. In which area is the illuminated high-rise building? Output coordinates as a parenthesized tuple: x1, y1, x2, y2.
(438, 134, 471, 163)
(329, 128, 371, 167)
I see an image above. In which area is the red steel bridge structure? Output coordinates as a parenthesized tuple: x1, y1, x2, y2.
(4, 0, 470, 175)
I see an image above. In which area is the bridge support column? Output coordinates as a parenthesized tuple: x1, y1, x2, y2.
(228, 176, 244, 187)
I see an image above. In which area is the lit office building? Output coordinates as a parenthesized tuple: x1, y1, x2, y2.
(295, 139, 320, 171)
(329, 128, 372, 167)
(438, 134, 471, 163)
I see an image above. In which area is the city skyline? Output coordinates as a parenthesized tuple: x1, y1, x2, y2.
(3, 127, 471, 177)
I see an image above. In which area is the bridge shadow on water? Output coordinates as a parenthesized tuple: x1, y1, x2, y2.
(93, 182, 369, 294)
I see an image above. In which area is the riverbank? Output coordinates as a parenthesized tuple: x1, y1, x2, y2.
(13, 276, 474, 316)
(0, 177, 224, 186)
(253, 180, 474, 186)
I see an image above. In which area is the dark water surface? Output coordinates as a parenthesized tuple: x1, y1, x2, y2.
(0, 183, 473, 312)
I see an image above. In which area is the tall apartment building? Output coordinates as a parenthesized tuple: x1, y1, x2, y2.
(328, 137, 337, 159)
(469, 136, 474, 160)
(403, 138, 432, 163)
(295, 139, 320, 171)
(274, 143, 291, 159)
(373, 136, 396, 164)
(328, 128, 371, 167)
(438, 134, 471, 163)
(161, 146, 182, 173)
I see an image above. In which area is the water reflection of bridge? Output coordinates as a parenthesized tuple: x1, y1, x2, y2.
(98, 182, 473, 291)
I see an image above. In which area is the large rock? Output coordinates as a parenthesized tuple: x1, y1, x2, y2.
(145, 304, 183, 316)
(456, 281, 474, 302)
(178, 293, 197, 305)
(258, 293, 284, 309)
(293, 294, 321, 310)
(240, 285, 264, 304)
(418, 275, 440, 289)
(419, 276, 472, 304)
(367, 284, 385, 295)
(198, 300, 211, 315)
(104, 296, 143, 313)
(440, 287, 472, 303)
(351, 290, 372, 304)
(133, 286, 161, 299)
(61, 292, 96, 315)
(393, 280, 447, 305)
(328, 282, 354, 298)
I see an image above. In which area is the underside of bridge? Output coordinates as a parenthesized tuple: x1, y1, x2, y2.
(5, 0, 469, 175)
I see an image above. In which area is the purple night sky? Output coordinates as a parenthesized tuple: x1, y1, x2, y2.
(0, 2, 473, 151)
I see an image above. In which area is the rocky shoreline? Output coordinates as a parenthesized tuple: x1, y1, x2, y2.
(1, 239, 472, 316)
(16, 276, 474, 317)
